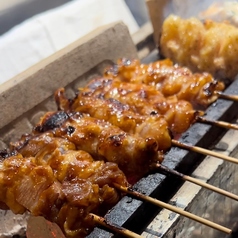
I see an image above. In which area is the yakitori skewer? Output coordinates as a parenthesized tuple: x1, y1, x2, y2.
(172, 139, 238, 164)
(159, 14, 238, 80)
(103, 58, 225, 108)
(90, 213, 143, 238)
(28, 111, 238, 201)
(66, 77, 238, 138)
(114, 184, 232, 235)
(56, 88, 238, 165)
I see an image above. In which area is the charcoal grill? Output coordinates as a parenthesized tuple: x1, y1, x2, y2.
(1, 21, 238, 238)
(86, 51, 238, 238)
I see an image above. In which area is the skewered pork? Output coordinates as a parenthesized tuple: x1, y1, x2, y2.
(103, 58, 225, 108)
(160, 14, 238, 80)
(1, 138, 128, 238)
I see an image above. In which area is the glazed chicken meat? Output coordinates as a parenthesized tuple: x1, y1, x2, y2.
(104, 58, 225, 108)
(55, 88, 172, 152)
(0, 139, 128, 238)
(160, 14, 238, 80)
(27, 111, 158, 180)
(78, 77, 198, 134)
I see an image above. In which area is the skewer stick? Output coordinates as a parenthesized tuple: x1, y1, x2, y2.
(215, 91, 238, 102)
(172, 139, 238, 164)
(197, 116, 238, 130)
(154, 163, 238, 201)
(114, 184, 232, 235)
(89, 213, 143, 238)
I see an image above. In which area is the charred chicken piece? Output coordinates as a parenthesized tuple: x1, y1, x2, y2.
(80, 77, 199, 134)
(10, 131, 76, 158)
(104, 58, 225, 108)
(0, 143, 128, 238)
(55, 88, 172, 152)
(160, 14, 238, 80)
(32, 111, 159, 180)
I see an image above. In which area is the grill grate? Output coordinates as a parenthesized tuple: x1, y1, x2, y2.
(87, 50, 238, 237)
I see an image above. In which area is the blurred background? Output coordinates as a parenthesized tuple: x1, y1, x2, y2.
(0, 0, 150, 84)
(0, 0, 150, 36)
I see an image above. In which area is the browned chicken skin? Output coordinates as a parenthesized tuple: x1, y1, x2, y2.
(55, 88, 172, 152)
(79, 77, 198, 134)
(103, 58, 225, 109)
(31, 111, 159, 180)
(160, 15, 238, 80)
(1, 136, 128, 238)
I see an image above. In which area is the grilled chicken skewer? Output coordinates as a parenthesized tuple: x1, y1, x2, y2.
(55, 88, 172, 152)
(12, 111, 159, 182)
(75, 77, 199, 135)
(0, 139, 128, 238)
(103, 58, 225, 109)
(160, 15, 238, 80)
(77, 73, 238, 133)
(0, 148, 233, 238)
(55, 88, 238, 158)
(55, 86, 238, 164)
(11, 111, 238, 200)
(108, 57, 238, 110)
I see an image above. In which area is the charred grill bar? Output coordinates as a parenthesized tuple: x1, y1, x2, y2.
(1, 22, 238, 238)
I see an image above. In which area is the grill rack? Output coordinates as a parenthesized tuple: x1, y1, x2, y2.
(87, 50, 238, 237)
(1, 22, 238, 238)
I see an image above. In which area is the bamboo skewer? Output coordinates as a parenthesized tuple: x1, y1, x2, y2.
(172, 139, 238, 164)
(215, 91, 238, 102)
(154, 163, 238, 201)
(89, 213, 143, 238)
(114, 184, 232, 235)
(197, 116, 238, 130)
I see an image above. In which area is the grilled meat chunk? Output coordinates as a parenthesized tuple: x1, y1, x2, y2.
(31, 111, 159, 180)
(104, 58, 225, 108)
(79, 77, 198, 134)
(0, 143, 128, 238)
(55, 88, 172, 152)
(160, 14, 238, 80)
